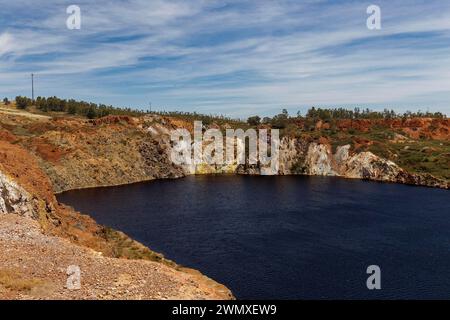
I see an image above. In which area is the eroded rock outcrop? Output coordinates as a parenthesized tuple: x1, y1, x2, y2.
(304, 143, 337, 176)
(232, 137, 448, 188)
(0, 172, 36, 218)
(277, 140, 448, 188)
(166, 129, 448, 188)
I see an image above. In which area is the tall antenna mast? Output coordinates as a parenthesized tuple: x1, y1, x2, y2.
(31, 73, 34, 102)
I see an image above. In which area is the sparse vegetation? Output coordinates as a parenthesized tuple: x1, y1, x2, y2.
(154, 110, 247, 128)
(0, 269, 43, 291)
(314, 126, 450, 181)
(101, 227, 179, 268)
(304, 107, 446, 120)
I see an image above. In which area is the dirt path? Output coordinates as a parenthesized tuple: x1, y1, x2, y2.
(0, 107, 50, 120)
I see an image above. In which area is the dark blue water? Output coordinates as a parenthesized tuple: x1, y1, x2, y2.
(57, 175, 450, 299)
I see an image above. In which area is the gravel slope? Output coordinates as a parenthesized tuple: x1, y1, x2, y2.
(0, 214, 232, 300)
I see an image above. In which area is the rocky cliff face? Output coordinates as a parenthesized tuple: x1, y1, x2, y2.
(206, 137, 448, 189)
(32, 116, 186, 193)
(0, 172, 36, 218)
(292, 141, 448, 188)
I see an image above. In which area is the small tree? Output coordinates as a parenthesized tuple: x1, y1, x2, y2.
(67, 101, 77, 115)
(86, 106, 97, 119)
(3, 97, 10, 105)
(15, 96, 31, 109)
(271, 110, 289, 129)
(247, 115, 261, 126)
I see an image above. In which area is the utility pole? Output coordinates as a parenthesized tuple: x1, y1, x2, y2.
(31, 73, 34, 102)
(149, 102, 152, 113)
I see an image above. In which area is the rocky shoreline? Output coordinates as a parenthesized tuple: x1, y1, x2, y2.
(23, 115, 446, 194)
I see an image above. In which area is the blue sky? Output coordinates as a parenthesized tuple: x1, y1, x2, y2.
(0, 0, 449, 117)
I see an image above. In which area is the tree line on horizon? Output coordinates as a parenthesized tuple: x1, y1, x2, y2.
(6, 96, 446, 127)
(153, 110, 244, 126)
(246, 107, 446, 129)
(13, 96, 146, 119)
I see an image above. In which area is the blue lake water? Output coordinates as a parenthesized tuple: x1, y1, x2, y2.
(57, 175, 450, 299)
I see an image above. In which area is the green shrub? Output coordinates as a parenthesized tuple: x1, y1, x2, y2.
(15, 96, 31, 109)
(247, 115, 261, 126)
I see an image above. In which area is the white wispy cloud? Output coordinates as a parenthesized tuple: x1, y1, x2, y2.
(0, 0, 449, 116)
